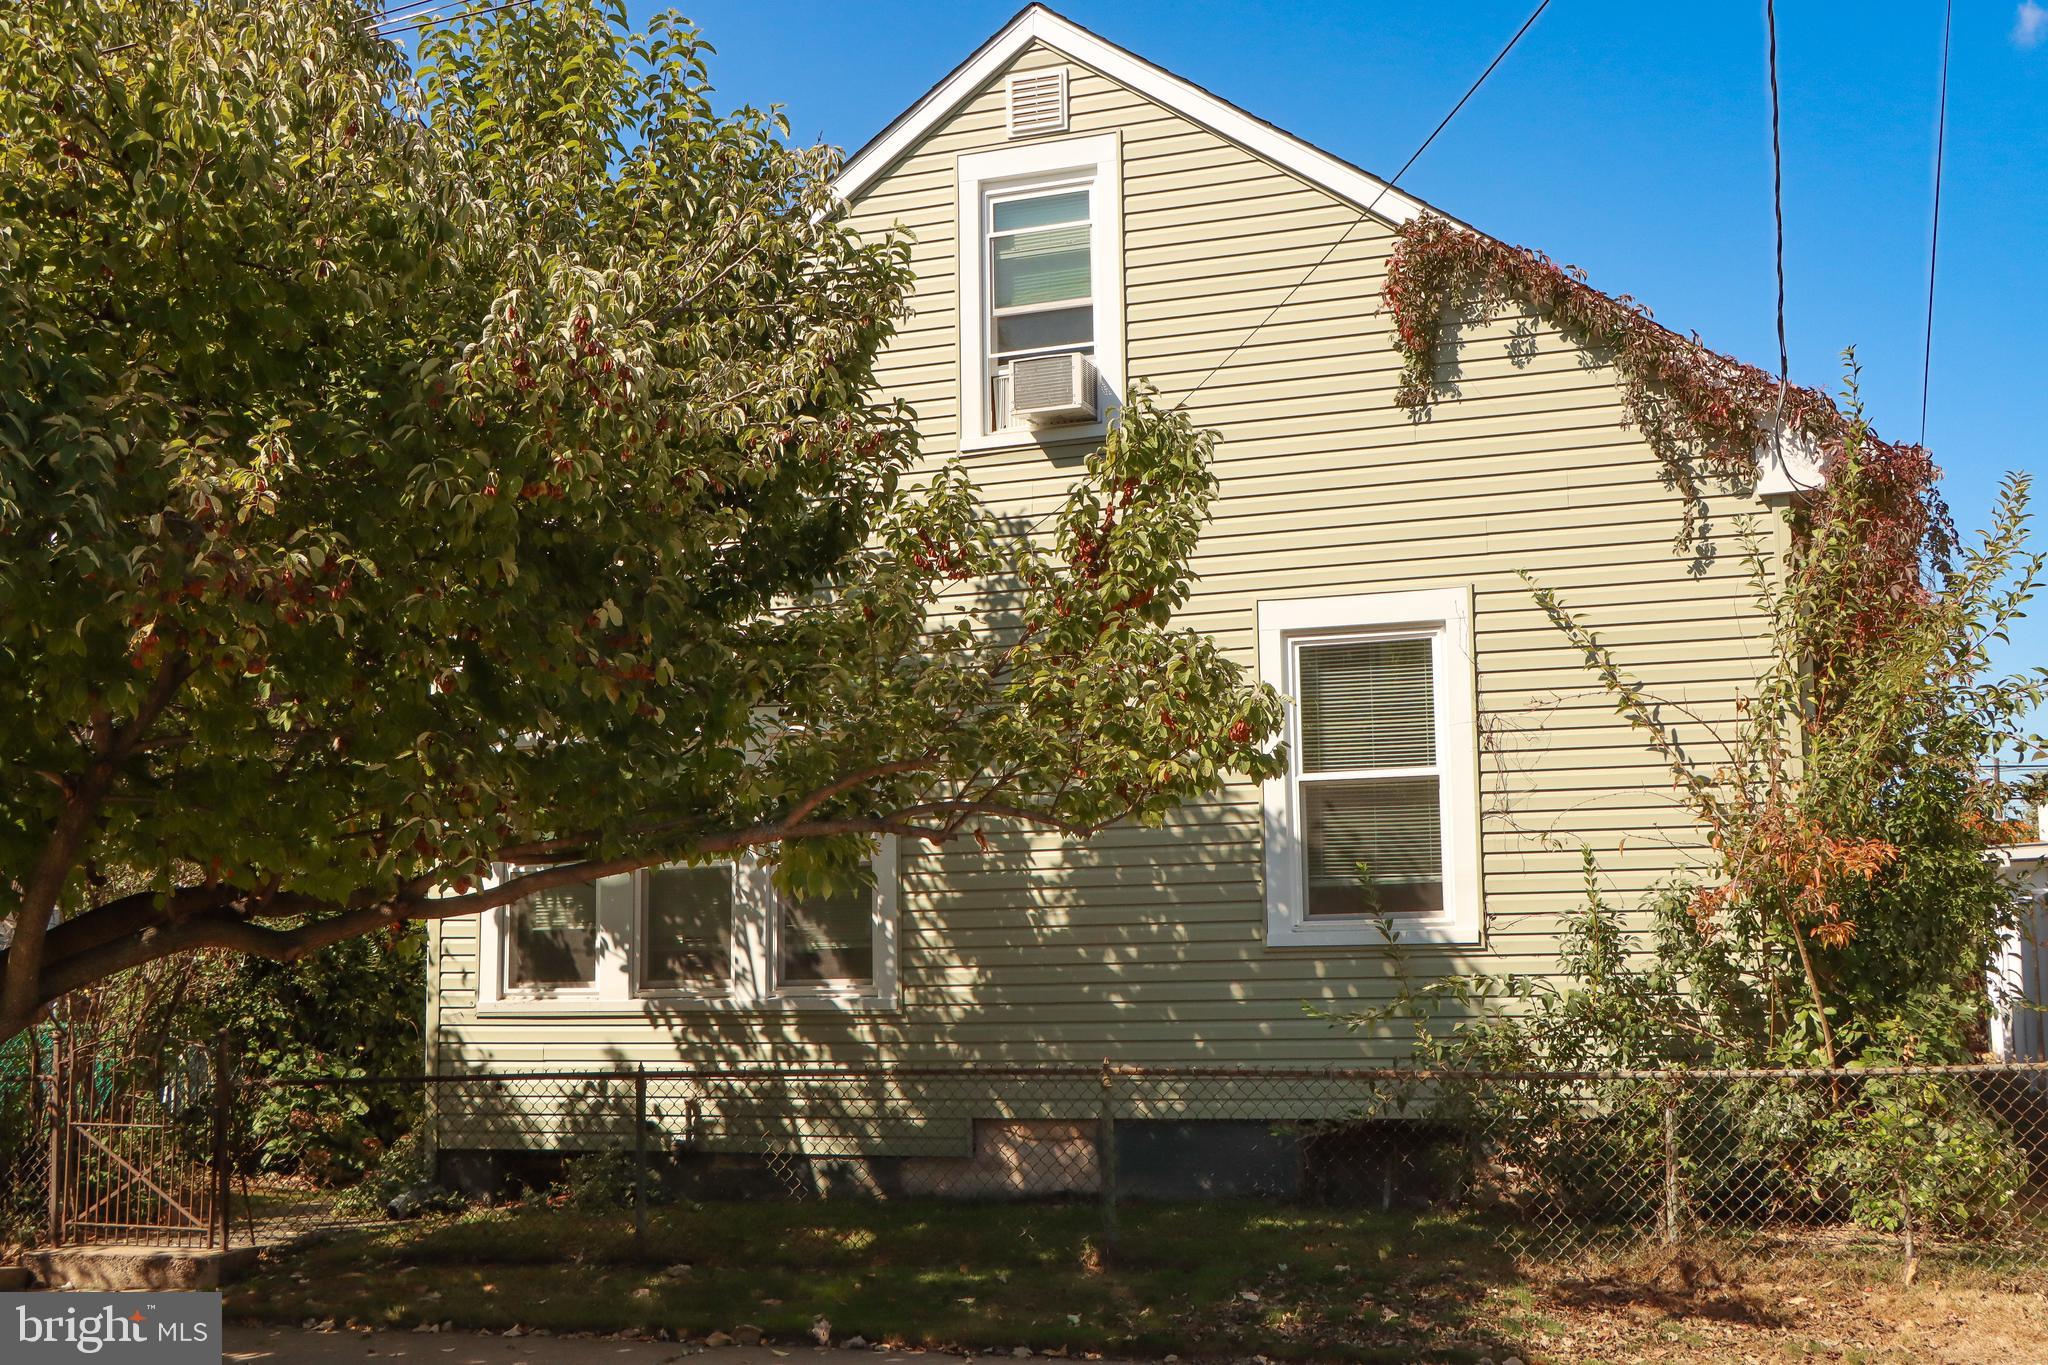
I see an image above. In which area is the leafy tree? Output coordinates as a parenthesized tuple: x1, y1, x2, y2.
(1351, 373, 2046, 1070)
(1529, 387, 2044, 1066)
(0, 0, 1284, 1041)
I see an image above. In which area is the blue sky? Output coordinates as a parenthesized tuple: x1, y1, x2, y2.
(626, 0, 2048, 682)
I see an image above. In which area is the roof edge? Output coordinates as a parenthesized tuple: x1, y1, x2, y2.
(833, 4, 1443, 229)
(833, 5, 1857, 490)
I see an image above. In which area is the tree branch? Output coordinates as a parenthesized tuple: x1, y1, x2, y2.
(1, 657, 189, 1035)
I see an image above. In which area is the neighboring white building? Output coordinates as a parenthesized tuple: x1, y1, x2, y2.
(1993, 812, 2048, 1062)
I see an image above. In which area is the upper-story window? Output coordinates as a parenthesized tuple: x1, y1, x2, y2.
(957, 131, 1123, 451)
(1258, 588, 1482, 948)
(987, 186, 1094, 422)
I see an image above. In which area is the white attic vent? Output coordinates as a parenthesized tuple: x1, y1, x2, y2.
(1006, 69, 1069, 138)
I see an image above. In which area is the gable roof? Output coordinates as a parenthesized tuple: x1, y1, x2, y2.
(835, 4, 1444, 229)
(836, 4, 1825, 497)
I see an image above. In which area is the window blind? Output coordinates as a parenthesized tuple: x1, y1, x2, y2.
(1305, 777, 1443, 885)
(1304, 777, 1445, 917)
(993, 224, 1091, 308)
(508, 882, 599, 987)
(1298, 637, 1434, 772)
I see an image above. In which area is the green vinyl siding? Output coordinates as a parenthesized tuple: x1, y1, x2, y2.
(424, 39, 1772, 1083)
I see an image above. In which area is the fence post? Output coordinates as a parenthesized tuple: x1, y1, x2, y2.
(1898, 1169, 1917, 1283)
(212, 1029, 233, 1253)
(47, 1035, 65, 1246)
(633, 1065, 649, 1260)
(1661, 1087, 1680, 1247)
(1097, 1060, 1118, 1254)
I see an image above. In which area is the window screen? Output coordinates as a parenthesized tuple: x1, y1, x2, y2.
(642, 865, 733, 990)
(506, 881, 600, 988)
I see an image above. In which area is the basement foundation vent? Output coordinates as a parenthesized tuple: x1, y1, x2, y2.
(1006, 69, 1069, 138)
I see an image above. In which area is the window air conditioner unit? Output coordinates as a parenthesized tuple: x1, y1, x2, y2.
(1009, 352, 1097, 426)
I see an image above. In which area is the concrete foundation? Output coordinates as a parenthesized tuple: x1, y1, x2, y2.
(435, 1116, 1455, 1206)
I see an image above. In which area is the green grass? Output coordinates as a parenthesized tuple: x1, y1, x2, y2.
(231, 1199, 1532, 1362)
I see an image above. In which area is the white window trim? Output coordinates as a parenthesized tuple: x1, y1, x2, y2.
(476, 840, 900, 1015)
(1258, 588, 1482, 948)
(762, 835, 901, 1010)
(632, 861, 742, 1003)
(956, 132, 1123, 453)
(481, 865, 631, 1006)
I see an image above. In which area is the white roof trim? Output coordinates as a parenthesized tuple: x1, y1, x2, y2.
(835, 4, 1433, 227)
(1997, 841, 2048, 866)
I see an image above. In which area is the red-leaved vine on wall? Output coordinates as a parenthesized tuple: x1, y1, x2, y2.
(1380, 215, 2047, 1070)
(1379, 212, 1950, 726)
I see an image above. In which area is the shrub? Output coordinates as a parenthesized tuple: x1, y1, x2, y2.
(552, 1150, 650, 1211)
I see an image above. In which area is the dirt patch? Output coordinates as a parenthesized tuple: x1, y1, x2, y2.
(1509, 1273, 2048, 1362)
(224, 1325, 929, 1365)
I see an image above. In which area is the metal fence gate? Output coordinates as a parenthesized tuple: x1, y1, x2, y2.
(45, 1034, 230, 1248)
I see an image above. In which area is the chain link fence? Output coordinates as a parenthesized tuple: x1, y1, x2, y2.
(0, 1027, 53, 1251)
(6, 1059, 2047, 1279)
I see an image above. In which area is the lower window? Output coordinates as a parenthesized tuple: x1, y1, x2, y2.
(641, 864, 734, 992)
(485, 841, 898, 1009)
(499, 871, 602, 998)
(778, 886, 876, 990)
(1258, 588, 1480, 947)
(503, 879, 601, 992)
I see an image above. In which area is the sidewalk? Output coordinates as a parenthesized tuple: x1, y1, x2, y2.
(225, 1327, 963, 1365)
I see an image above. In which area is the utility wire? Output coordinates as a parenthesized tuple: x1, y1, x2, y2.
(1176, 0, 1553, 407)
(372, 0, 531, 40)
(1765, 0, 1788, 456)
(1919, 0, 1953, 447)
(96, 0, 529, 56)
(373, 0, 452, 25)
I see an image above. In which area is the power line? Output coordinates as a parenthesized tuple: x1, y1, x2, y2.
(373, 0, 452, 25)
(94, 1, 529, 57)
(372, 0, 530, 40)
(1765, 0, 1788, 453)
(1919, 0, 1953, 447)
(1176, 0, 1553, 408)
